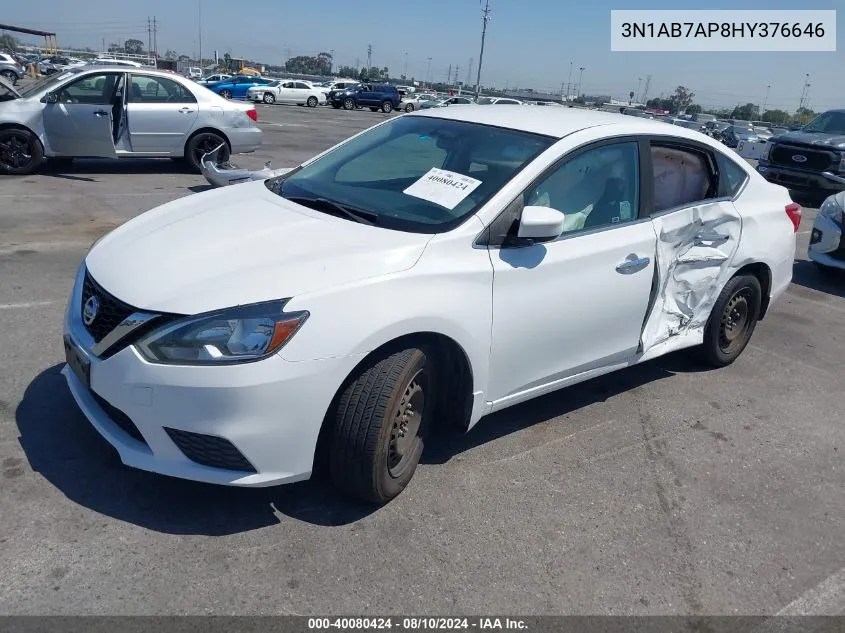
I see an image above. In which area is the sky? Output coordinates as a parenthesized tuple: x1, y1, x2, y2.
(3, 0, 843, 111)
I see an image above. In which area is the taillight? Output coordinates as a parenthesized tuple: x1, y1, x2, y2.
(245, 108, 258, 122)
(785, 202, 802, 232)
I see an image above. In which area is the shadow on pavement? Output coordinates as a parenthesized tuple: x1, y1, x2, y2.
(17, 354, 693, 534)
(40, 158, 198, 177)
(791, 259, 845, 298)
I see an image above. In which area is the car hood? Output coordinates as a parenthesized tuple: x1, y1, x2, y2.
(770, 131, 845, 149)
(85, 180, 433, 314)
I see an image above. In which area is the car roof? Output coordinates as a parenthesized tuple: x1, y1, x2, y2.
(411, 106, 734, 143)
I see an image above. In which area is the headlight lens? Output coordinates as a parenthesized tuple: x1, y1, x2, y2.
(818, 197, 844, 226)
(136, 300, 308, 365)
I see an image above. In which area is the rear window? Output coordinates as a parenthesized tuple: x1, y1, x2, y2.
(716, 152, 749, 198)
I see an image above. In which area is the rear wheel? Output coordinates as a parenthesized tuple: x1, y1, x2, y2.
(381, 100, 394, 113)
(306, 96, 318, 107)
(328, 347, 435, 503)
(697, 274, 762, 367)
(0, 127, 43, 175)
(263, 92, 275, 104)
(404, 103, 414, 112)
(0, 70, 17, 85)
(185, 132, 229, 173)
(219, 89, 232, 99)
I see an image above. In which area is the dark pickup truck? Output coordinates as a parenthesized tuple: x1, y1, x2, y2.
(756, 109, 845, 198)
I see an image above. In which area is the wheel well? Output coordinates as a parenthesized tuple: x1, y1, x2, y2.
(184, 127, 231, 155)
(311, 332, 475, 476)
(734, 262, 772, 319)
(0, 123, 44, 150)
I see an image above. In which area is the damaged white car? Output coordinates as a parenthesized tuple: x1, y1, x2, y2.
(808, 188, 845, 273)
(63, 107, 799, 504)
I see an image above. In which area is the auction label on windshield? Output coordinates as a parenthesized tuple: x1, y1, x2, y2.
(404, 168, 482, 210)
(611, 10, 836, 51)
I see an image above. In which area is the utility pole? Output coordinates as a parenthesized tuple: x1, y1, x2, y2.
(198, 0, 202, 66)
(560, 82, 564, 101)
(636, 77, 642, 103)
(454, 65, 459, 84)
(475, 0, 491, 98)
(427, 57, 432, 84)
(641, 75, 652, 105)
(566, 61, 572, 101)
(329, 49, 334, 74)
(366, 44, 372, 71)
(147, 17, 152, 58)
(447, 64, 452, 83)
(153, 17, 157, 60)
(466, 57, 473, 86)
(404, 51, 408, 78)
(798, 73, 810, 111)
(761, 84, 771, 114)
(102, 38, 106, 53)
(577, 67, 585, 98)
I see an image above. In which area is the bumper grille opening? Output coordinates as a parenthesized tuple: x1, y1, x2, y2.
(164, 428, 257, 473)
(91, 391, 148, 445)
(770, 145, 835, 171)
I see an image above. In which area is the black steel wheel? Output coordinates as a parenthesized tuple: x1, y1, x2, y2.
(697, 274, 762, 367)
(0, 127, 43, 175)
(185, 132, 229, 173)
(328, 347, 435, 503)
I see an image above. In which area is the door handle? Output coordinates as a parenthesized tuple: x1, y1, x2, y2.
(93, 110, 109, 117)
(616, 255, 651, 274)
(178, 107, 195, 113)
(694, 231, 730, 246)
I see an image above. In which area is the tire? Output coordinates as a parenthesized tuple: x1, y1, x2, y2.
(219, 89, 232, 99)
(263, 92, 275, 104)
(185, 131, 229, 173)
(369, 107, 379, 112)
(0, 70, 17, 85)
(328, 347, 435, 503)
(0, 127, 43, 175)
(381, 100, 394, 113)
(343, 98, 356, 110)
(306, 96, 318, 108)
(404, 103, 414, 112)
(331, 102, 341, 109)
(697, 274, 762, 367)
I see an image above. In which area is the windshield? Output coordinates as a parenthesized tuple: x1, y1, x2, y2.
(803, 111, 845, 135)
(476, 97, 495, 105)
(265, 116, 554, 234)
(17, 68, 82, 98)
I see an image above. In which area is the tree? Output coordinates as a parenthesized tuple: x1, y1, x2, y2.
(731, 102, 759, 120)
(358, 66, 382, 81)
(762, 109, 791, 125)
(164, 49, 179, 60)
(795, 107, 816, 125)
(646, 97, 673, 111)
(686, 104, 702, 115)
(669, 85, 694, 114)
(0, 34, 20, 51)
(124, 39, 145, 55)
(336, 65, 357, 79)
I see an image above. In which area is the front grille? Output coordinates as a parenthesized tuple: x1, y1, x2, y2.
(770, 144, 836, 171)
(164, 428, 257, 473)
(80, 271, 137, 343)
(91, 391, 148, 445)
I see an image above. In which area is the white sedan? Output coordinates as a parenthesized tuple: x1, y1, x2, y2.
(62, 107, 799, 503)
(247, 80, 326, 106)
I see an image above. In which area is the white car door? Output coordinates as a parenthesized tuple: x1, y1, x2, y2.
(277, 81, 296, 103)
(293, 82, 312, 103)
(638, 140, 743, 357)
(486, 139, 657, 408)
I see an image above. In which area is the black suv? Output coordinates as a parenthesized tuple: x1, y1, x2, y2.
(757, 109, 845, 197)
(329, 83, 401, 113)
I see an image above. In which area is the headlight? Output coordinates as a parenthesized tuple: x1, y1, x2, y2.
(136, 300, 308, 365)
(818, 197, 844, 226)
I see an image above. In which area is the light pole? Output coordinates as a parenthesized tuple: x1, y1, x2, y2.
(577, 66, 585, 98)
(404, 51, 408, 79)
(475, 0, 491, 98)
(798, 73, 810, 112)
(198, 0, 202, 67)
(636, 77, 642, 103)
(566, 61, 572, 101)
(761, 84, 770, 114)
(427, 57, 432, 85)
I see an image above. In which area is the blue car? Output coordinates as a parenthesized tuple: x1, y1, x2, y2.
(205, 75, 275, 99)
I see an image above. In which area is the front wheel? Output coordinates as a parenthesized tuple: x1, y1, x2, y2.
(381, 100, 394, 113)
(331, 102, 341, 109)
(0, 128, 43, 175)
(343, 98, 356, 110)
(263, 92, 275, 104)
(219, 89, 232, 99)
(404, 103, 414, 112)
(306, 96, 318, 107)
(0, 70, 18, 86)
(185, 132, 229, 173)
(328, 348, 435, 503)
(697, 274, 762, 367)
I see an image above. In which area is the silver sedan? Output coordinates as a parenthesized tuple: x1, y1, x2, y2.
(0, 66, 262, 175)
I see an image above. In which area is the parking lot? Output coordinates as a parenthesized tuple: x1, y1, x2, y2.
(1, 102, 844, 616)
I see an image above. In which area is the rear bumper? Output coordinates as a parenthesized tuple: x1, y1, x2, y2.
(228, 126, 262, 154)
(757, 163, 845, 194)
(808, 213, 845, 270)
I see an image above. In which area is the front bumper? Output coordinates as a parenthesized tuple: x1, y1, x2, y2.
(62, 265, 350, 487)
(757, 163, 845, 194)
(808, 213, 845, 270)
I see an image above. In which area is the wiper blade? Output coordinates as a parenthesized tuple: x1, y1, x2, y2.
(286, 196, 377, 226)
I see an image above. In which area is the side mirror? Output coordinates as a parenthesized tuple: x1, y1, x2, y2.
(43, 92, 59, 104)
(516, 206, 565, 244)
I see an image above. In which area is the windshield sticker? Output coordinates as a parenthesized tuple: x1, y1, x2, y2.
(403, 168, 483, 210)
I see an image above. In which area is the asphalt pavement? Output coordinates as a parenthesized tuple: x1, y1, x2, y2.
(0, 103, 843, 616)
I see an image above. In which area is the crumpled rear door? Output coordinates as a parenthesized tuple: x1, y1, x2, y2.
(639, 144, 743, 356)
